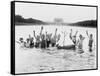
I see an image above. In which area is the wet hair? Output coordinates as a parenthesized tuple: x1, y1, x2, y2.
(41, 34, 45, 39)
(90, 34, 93, 37)
(79, 34, 82, 38)
(19, 38, 23, 42)
(26, 38, 30, 43)
(73, 35, 76, 38)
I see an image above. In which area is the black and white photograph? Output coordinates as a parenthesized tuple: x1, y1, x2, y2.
(12, 1, 97, 74)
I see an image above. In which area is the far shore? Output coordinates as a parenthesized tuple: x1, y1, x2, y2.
(15, 22, 46, 25)
(15, 23, 96, 28)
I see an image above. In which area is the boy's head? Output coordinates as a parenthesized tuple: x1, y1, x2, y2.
(90, 34, 93, 38)
(19, 38, 23, 42)
(79, 34, 83, 39)
(41, 34, 45, 39)
(26, 38, 30, 43)
(73, 35, 76, 39)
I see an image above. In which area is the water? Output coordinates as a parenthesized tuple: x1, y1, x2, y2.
(15, 25, 97, 74)
(15, 25, 96, 49)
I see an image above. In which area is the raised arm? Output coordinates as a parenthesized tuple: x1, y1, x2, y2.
(33, 30, 36, 39)
(29, 34, 32, 42)
(69, 29, 72, 39)
(29, 34, 31, 38)
(45, 31, 48, 39)
(76, 39, 79, 45)
(40, 26, 43, 37)
(46, 31, 47, 36)
(57, 34, 61, 42)
(49, 33, 52, 40)
(54, 28, 57, 37)
(86, 30, 89, 38)
(75, 30, 78, 36)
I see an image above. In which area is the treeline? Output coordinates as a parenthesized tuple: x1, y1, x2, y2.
(15, 15, 46, 25)
(15, 15, 97, 27)
(69, 20, 97, 28)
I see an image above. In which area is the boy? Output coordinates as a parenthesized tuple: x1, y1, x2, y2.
(69, 29, 78, 50)
(18, 37, 26, 47)
(45, 32, 51, 48)
(86, 31, 93, 52)
(33, 30, 41, 48)
(51, 28, 58, 47)
(25, 38, 30, 48)
(29, 35, 34, 48)
(77, 34, 85, 54)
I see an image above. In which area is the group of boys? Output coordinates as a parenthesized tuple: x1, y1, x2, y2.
(18, 26, 94, 53)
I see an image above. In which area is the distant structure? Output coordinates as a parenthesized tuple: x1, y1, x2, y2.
(54, 18, 63, 24)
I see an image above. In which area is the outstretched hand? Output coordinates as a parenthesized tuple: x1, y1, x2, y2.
(75, 31, 78, 35)
(29, 34, 31, 38)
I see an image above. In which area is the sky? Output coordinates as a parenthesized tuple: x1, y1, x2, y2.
(15, 2, 96, 23)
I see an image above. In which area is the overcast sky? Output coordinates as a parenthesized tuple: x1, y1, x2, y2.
(15, 2, 96, 23)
